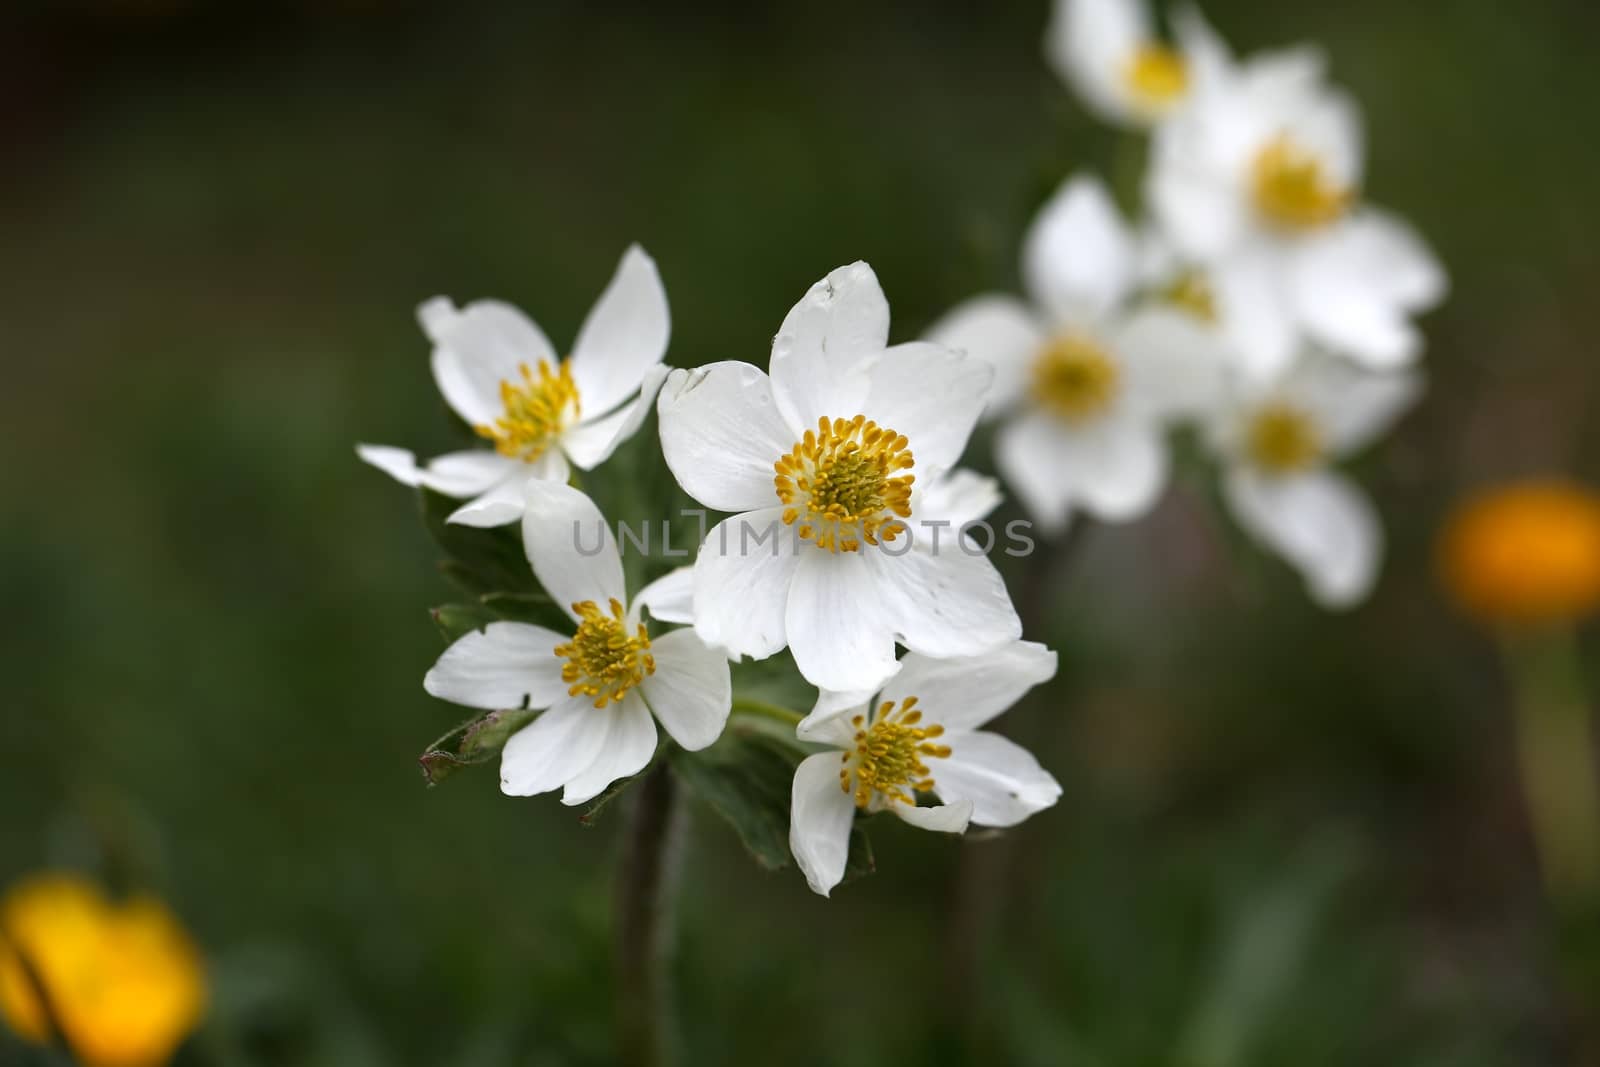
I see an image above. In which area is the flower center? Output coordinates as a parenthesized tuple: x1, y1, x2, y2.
(554, 598, 654, 709)
(774, 415, 915, 554)
(474, 360, 581, 462)
(1031, 335, 1120, 422)
(838, 697, 951, 809)
(1164, 270, 1217, 323)
(1250, 134, 1351, 232)
(1247, 404, 1322, 473)
(1124, 44, 1188, 110)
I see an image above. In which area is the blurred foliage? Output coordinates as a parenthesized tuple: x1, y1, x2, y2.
(2, 0, 1598, 1063)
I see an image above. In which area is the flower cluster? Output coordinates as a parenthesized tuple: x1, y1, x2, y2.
(360, 0, 1444, 899)
(934, 0, 1446, 607)
(363, 252, 1059, 896)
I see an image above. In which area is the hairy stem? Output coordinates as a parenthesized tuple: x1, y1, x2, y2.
(615, 762, 685, 1067)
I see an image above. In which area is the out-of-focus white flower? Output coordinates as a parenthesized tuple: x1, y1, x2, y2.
(656, 262, 1021, 694)
(423, 480, 729, 805)
(1149, 49, 1446, 377)
(1208, 353, 1420, 608)
(789, 641, 1061, 897)
(1045, 0, 1231, 128)
(928, 174, 1225, 534)
(358, 246, 671, 527)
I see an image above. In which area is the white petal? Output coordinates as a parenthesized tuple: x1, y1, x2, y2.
(786, 550, 901, 693)
(1001, 412, 1169, 524)
(499, 695, 610, 797)
(1044, 0, 1148, 126)
(521, 479, 625, 619)
(560, 691, 658, 805)
(789, 751, 858, 897)
(446, 452, 569, 527)
(1288, 212, 1447, 368)
(447, 476, 526, 528)
(1212, 248, 1300, 380)
(637, 629, 731, 751)
(862, 342, 992, 477)
(633, 566, 695, 625)
(1110, 306, 1228, 420)
(796, 694, 874, 744)
(1173, 3, 1234, 91)
(692, 508, 801, 660)
(916, 469, 1003, 530)
(924, 295, 1045, 414)
(356, 444, 519, 498)
(1297, 84, 1365, 190)
(878, 641, 1057, 734)
(423, 622, 571, 711)
(1147, 154, 1250, 264)
(562, 364, 670, 471)
(995, 415, 1076, 535)
(421, 451, 525, 497)
(1023, 174, 1137, 324)
(357, 444, 427, 487)
(769, 262, 888, 431)
(1146, 82, 1258, 259)
(938, 731, 1062, 828)
(426, 299, 558, 426)
(657, 363, 795, 513)
(1278, 357, 1422, 457)
(865, 539, 1022, 661)
(567, 245, 671, 417)
(891, 797, 973, 833)
(1226, 466, 1380, 608)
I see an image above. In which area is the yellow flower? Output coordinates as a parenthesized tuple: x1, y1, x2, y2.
(1439, 481, 1600, 628)
(0, 873, 206, 1067)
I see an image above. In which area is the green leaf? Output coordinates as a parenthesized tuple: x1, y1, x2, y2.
(418, 708, 537, 787)
(671, 726, 873, 884)
(418, 487, 536, 596)
(429, 602, 499, 643)
(431, 593, 574, 645)
(479, 591, 574, 633)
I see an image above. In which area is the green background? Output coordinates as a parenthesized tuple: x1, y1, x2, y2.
(2, 1, 1597, 1063)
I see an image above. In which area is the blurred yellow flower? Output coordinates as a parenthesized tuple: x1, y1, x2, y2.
(0, 873, 205, 1067)
(1439, 481, 1600, 627)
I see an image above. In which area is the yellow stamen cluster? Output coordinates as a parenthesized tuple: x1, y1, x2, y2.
(1247, 403, 1322, 474)
(1124, 44, 1189, 110)
(775, 415, 915, 553)
(1250, 134, 1352, 232)
(839, 697, 952, 809)
(1165, 270, 1218, 323)
(474, 360, 581, 462)
(1031, 335, 1121, 422)
(554, 598, 655, 709)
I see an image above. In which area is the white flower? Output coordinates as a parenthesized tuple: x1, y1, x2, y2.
(422, 479, 730, 805)
(1045, 0, 1230, 128)
(927, 174, 1225, 534)
(656, 262, 1021, 694)
(1208, 353, 1420, 608)
(1148, 48, 1447, 377)
(358, 245, 672, 527)
(789, 641, 1061, 897)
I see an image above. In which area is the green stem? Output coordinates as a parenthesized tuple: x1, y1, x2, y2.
(1505, 628, 1600, 902)
(615, 762, 684, 1067)
(729, 698, 803, 729)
